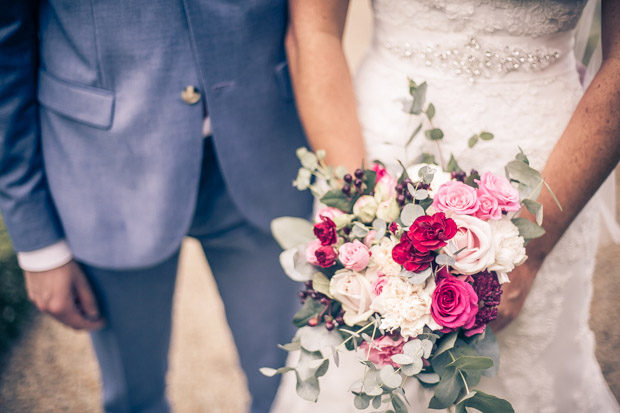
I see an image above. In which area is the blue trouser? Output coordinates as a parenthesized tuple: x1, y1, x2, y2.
(82, 139, 299, 413)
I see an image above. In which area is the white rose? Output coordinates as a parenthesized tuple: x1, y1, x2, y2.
(488, 217, 528, 284)
(329, 270, 375, 326)
(446, 214, 495, 275)
(376, 198, 400, 222)
(371, 276, 440, 339)
(353, 195, 378, 223)
(406, 163, 452, 196)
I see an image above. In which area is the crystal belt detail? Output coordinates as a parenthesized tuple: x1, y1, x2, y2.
(383, 37, 562, 83)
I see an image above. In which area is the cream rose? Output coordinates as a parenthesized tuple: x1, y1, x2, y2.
(353, 195, 378, 223)
(329, 270, 375, 326)
(376, 198, 400, 222)
(447, 214, 495, 275)
(488, 217, 527, 284)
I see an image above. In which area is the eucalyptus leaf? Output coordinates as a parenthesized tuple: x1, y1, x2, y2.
(417, 165, 435, 184)
(456, 390, 515, 413)
(315, 359, 330, 378)
(278, 341, 301, 352)
(363, 370, 383, 396)
(391, 393, 409, 413)
(312, 272, 333, 299)
(354, 393, 371, 410)
(401, 359, 423, 376)
(380, 365, 403, 389)
(430, 367, 461, 408)
(511, 217, 546, 241)
(391, 354, 414, 365)
(446, 154, 462, 173)
(425, 128, 444, 141)
(403, 339, 424, 358)
(407, 123, 423, 147)
(259, 366, 294, 377)
(407, 183, 416, 197)
(468, 134, 479, 148)
(447, 355, 494, 370)
(480, 132, 494, 140)
(295, 373, 320, 402)
(414, 189, 429, 200)
(505, 159, 543, 200)
(332, 346, 340, 367)
(417, 373, 440, 384)
(271, 217, 315, 250)
(522, 199, 544, 226)
(471, 327, 500, 377)
(411, 81, 428, 115)
(434, 331, 458, 357)
(400, 203, 415, 227)
(372, 395, 382, 409)
(352, 222, 370, 238)
(413, 204, 426, 221)
(279, 246, 315, 282)
(426, 103, 436, 120)
(435, 254, 456, 267)
(299, 326, 343, 353)
(296, 348, 324, 381)
(404, 267, 433, 285)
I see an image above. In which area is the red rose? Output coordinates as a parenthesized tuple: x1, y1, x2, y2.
(315, 246, 337, 268)
(391, 236, 434, 272)
(408, 212, 457, 253)
(314, 217, 337, 246)
(389, 222, 400, 234)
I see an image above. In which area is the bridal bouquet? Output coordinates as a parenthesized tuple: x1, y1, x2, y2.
(263, 82, 554, 413)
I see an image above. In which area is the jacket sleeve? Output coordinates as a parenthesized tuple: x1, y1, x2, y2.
(0, 0, 65, 252)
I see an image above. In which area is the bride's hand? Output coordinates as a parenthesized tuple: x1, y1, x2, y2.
(490, 256, 543, 332)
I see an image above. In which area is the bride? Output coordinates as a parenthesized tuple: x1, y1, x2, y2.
(272, 0, 620, 412)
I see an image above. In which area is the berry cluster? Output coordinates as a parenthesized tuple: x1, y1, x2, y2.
(341, 169, 366, 196)
(299, 281, 344, 331)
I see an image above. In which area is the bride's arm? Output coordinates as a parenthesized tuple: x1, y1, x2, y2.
(286, 0, 365, 173)
(493, 0, 620, 330)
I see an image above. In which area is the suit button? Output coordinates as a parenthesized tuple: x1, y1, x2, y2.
(181, 85, 201, 104)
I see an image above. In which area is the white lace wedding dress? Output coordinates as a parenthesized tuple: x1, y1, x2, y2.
(272, 1, 620, 412)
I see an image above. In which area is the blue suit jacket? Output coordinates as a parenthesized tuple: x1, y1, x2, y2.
(0, 0, 311, 269)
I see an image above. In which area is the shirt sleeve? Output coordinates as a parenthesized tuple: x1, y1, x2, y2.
(17, 239, 73, 272)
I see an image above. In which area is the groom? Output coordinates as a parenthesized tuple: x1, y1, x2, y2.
(0, 1, 310, 412)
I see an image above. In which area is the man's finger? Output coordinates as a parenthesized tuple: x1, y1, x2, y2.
(52, 300, 105, 330)
(72, 267, 102, 322)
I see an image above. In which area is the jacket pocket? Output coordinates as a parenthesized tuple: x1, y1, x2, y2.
(274, 61, 294, 102)
(37, 70, 115, 130)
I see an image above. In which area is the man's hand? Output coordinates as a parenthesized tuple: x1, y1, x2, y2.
(24, 261, 105, 330)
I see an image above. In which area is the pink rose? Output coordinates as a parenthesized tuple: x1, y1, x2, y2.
(339, 240, 371, 271)
(475, 193, 502, 221)
(475, 172, 520, 213)
(314, 207, 345, 224)
(372, 163, 389, 182)
(305, 239, 323, 265)
(364, 230, 377, 247)
(447, 214, 495, 275)
(432, 181, 480, 215)
(371, 275, 388, 296)
(431, 276, 479, 331)
(306, 239, 337, 268)
(359, 335, 405, 368)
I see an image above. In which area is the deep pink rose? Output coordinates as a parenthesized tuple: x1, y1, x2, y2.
(389, 222, 400, 234)
(371, 275, 388, 296)
(314, 217, 337, 246)
(432, 181, 480, 215)
(339, 240, 371, 271)
(475, 172, 521, 213)
(314, 207, 345, 224)
(359, 335, 405, 368)
(305, 239, 323, 266)
(372, 163, 389, 182)
(431, 276, 479, 331)
(315, 246, 337, 268)
(408, 212, 458, 253)
(475, 192, 502, 221)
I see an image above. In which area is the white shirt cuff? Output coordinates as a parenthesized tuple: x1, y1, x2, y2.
(17, 240, 73, 272)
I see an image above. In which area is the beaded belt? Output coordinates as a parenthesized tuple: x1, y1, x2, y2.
(382, 36, 565, 84)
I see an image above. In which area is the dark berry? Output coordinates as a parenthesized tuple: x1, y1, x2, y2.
(403, 177, 413, 186)
(298, 291, 306, 299)
(304, 281, 313, 289)
(397, 194, 406, 204)
(354, 169, 364, 179)
(325, 321, 335, 331)
(344, 174, 353, 183)
(319, 297, 330, 305)
(395, 184, 404, 194)
(308, 317, 319, 327)
(354, 179, 363, 188)
(335, 316, 344, 325)
(342, 184, 351, 195)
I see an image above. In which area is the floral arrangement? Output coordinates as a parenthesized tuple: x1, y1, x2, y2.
(262, 81, 556, 413)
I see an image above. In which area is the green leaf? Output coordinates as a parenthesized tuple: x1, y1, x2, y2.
(392, 393, 409, 413)
(430, 367, 461, 408)
(456, 390, 515, 413)
(505, 159, 543, 200)
(363, 170, 378, 195)
(372, 395, 382, 409)
(259, 366, 294, 377)
(401, 360, 423, 376)
(293, 299, 323, 328)
(320, 189, 355, 212)
(470, 326, 500, 377)
(522, 199, 544, 225)
(315, 359, 329, 378)
(411, 81, 428, 115)
(400, 203, 415, 227)
(434, 331, 458, 357)
(363, 370, 383, 396)
(426, 103, 436, 120)
(447, 356, 494, 370)
(413, 152, 437, 165)
(515, 146, 530, 165)
(417, 373, 440, 384)
(271, 217, 315, 250)
(468, 134, 479, 148)
(380, 365, 403, 389)
(425, 128, 444, 140)
(480, 132, 494, 140)
(511, 217, 546, 241)
(447, 155, 462, 173)
(464, 170, 480, 188)
(311, 272, 333, 298)
(295, 373, 320, 402)
(391, 354, 414, 365)
(406, 123, 423, 148)
(278, 341, 301, 352)
(354, 393, 371, 410)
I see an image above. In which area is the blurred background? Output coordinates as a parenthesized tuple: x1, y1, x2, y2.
(0, 2, 617, 412)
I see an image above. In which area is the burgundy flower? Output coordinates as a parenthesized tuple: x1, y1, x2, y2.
(431, 276, 478, 331)
(391, 236, 434, 272)
(465, 270, 503, 337)
(315, 246, 337, 268)
(389, 222, 400, 234)
(314, 217, 337, 246)
(408, 212, 457, 253)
